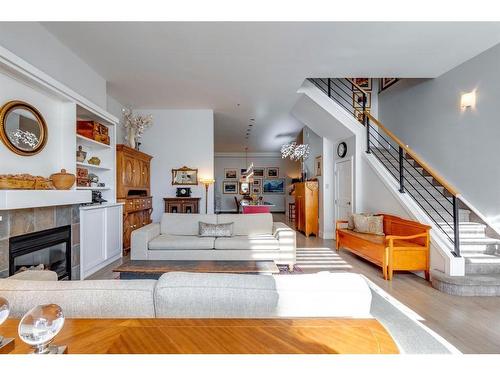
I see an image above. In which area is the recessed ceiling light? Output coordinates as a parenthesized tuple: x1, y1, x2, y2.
(249, 124, 253, 127)
(250, 118, 255, 121)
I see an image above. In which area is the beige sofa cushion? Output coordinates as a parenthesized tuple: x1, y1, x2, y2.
(149, 234, 215, 250)
(0, 279, 156, 318)
(215, 235, 280, 250)
(154, 272, 279, 317)
(217, 213, 273, 236)
(161, 213, 217, 235)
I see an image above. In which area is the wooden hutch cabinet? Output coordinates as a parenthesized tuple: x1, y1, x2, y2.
(116, 144, 153, 254)
(294, 181, 319, 237)
(164, 197, 201, 214)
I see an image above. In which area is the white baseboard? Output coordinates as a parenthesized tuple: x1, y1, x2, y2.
(319, 231, 335, 239)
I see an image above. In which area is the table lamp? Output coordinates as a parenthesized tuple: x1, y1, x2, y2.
(199, 177, 215, 214)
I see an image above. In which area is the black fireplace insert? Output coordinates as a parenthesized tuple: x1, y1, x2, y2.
(9, 225, 72, 280)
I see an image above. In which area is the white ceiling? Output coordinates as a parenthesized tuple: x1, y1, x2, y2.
(42, 22, 500, 152)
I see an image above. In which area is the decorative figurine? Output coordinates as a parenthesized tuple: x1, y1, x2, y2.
(76, 145, 86, 163)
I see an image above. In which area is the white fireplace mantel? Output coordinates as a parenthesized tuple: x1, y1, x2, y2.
(0, 190, 92, 210)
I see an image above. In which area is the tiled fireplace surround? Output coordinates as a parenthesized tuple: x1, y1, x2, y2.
(0, 205, 81, 279)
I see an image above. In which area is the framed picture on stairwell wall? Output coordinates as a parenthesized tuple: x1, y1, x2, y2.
(353, 91, 371, 109)
(351, 78, 372, 91)
(379, 78, 399, 92)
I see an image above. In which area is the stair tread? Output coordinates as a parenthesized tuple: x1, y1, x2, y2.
(464, 258, 500, 264)
(459, 238, 500, 245)
(431, 269, 500, 286)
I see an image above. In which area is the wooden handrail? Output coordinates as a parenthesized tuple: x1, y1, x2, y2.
(364, 112, 459, 197)
(346, 78, 370, 96)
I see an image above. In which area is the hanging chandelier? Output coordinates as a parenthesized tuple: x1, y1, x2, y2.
(240, 147, 254, 183)
(280, 142, 310, 161)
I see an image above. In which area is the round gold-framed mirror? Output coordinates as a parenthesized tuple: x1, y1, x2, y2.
(0, 100, 48, 156)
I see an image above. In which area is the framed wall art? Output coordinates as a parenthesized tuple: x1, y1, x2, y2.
(315, 156, 322, 177)
(351, 78, 372, 91)
(253, 167, 264, 177)
(239, 181, 250, 195)
(379, 78, 399, 92)
(263, 178, 285, 194)
(266, 167, 279, 178)
(224, 168, 238, 180)
(353, 91, 371, 109)
(223, 181, 238, 194)
(172, 166, 198, 185)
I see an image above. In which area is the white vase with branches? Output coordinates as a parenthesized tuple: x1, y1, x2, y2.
(122, 107, 153, 149)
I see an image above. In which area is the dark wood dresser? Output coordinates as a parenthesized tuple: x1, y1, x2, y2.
(164, 197, 201, 213)
(116, 144, 153, 254)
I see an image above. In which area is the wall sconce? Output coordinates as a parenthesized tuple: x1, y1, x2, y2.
(461, 91, 476, 110)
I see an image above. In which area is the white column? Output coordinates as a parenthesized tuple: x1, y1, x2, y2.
(319, 138, 335, 239)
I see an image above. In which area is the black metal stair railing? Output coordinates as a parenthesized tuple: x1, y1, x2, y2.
(309, 78, 461, 257)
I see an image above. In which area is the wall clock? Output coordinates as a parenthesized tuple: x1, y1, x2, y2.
(337, 141, 347, 158)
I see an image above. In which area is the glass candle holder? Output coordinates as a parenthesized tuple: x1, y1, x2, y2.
(18, 304, 65, 354)
(0, 296, 14, 353)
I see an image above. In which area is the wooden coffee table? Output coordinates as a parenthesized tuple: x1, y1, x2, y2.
(113, 260, 280, 279)
(0, 318, 399, 354)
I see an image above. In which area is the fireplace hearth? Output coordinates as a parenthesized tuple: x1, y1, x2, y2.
(9, 226, 71, 280)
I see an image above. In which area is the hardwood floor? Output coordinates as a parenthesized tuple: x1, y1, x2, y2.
(88, 213, 500, 354)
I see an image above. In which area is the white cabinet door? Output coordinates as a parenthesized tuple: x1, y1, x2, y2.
(80, 208, 106, 276)
(106, 205, 123, 259)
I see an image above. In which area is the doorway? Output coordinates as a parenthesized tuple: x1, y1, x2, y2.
(335, 157, 353, 221)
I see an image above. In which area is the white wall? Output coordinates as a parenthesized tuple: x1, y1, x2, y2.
(303, 126, 323, 180)
(0, 22, 107, 108)
(136, 109, 214, 222)
(214, 153, 300, 213)
(0, 69, 76, 176)
(378, 43, 500, 230)
(106, 95, 126, 142)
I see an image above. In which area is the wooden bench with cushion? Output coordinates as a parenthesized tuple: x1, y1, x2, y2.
(336, 214, 431, 280)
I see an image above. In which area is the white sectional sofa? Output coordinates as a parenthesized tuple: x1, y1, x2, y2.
(131, 213, 296, 269)
(0, 271, 373, 319)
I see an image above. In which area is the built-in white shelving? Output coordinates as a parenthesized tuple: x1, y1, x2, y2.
(76, 104, 117, 203)
(76, 134, 112, 149)
(76, 186, 111, 191)
(76, 161, 111, 171)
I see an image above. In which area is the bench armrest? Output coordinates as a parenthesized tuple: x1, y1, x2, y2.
(336, 220, 348, 229)
(131, 223, 161, 260)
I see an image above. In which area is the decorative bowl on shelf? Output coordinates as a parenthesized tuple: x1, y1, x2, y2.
(88, 156, 101, 166)
(50, 169, 76, 190)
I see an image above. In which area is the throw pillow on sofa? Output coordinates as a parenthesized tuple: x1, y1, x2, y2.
(352, 214, 384, 235)
(199, 222, 233, 237)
